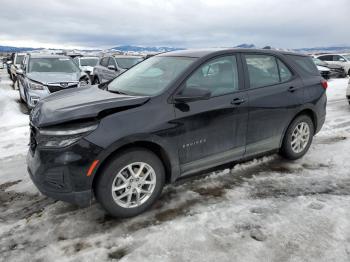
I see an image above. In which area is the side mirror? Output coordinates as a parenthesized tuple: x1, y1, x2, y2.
(339, 58, 346, 62)
(16, 69, 24, 75)
(108, 65, 117, 71)
(174, 87, 211, 103)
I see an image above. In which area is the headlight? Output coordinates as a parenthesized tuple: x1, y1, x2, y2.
(78, 80, 88, 88)
(37, 122, 98, 148)
(28, 80, 45, 90)
(78, 75, 90, 88)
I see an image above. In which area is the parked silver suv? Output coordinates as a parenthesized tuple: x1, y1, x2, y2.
(17, 54, 90, 109)
(93, 55, 143, 84)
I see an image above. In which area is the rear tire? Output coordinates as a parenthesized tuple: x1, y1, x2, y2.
(280, 115, 314, 160)
(94, 148, 165, 218)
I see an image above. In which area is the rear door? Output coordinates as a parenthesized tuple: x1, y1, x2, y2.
(173, 55, 249, 175)
(242, 53, 304, 155)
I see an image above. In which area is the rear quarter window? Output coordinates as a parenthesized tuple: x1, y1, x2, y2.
(286, 55, 319, 76)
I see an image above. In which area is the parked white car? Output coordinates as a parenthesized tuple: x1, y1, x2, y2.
(73, 56, 99, 82)
(317, 54, 350, 76)
(347, 78, 350, 105)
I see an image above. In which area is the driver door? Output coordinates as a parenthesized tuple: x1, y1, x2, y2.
(172, 55, 249, 175)
(105, 57, 118, 81)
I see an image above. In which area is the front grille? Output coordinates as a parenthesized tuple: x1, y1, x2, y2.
(47, 83, 78, 93)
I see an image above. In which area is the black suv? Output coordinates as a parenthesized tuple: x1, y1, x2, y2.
(27, 49, 327, 217)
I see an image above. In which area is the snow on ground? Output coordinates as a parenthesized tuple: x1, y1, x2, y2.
(0, 69, 350, 262)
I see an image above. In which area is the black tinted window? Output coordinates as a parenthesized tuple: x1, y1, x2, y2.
(245, 55, 280, 88)
(287, 55, 319, 75)
(318, 55, 333, 61)
(185, 55, 239, 97)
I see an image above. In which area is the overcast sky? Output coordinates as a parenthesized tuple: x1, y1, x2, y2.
(0, 0, 349, 49)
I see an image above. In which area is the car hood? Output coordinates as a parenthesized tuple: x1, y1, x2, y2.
(27, 72, 81, 84)
(317, 65, 330, 72)
(80, 66, 94, 72)
(30, 86, 150, 127)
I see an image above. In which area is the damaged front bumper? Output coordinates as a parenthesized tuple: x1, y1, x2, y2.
(26, 137, 103, 207)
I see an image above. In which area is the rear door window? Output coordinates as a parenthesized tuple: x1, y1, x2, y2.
(277, 59, 293, 82)
(286, 55, 319, 76)
(244, 54, 280, 88)
(100, 57, 109, 67)
(108, 57, 116, 67)
(318, 55, 333, 61)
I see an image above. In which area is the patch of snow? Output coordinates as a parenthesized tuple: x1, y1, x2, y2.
(0, 69, 350, 261)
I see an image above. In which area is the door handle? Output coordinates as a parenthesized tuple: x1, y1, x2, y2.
(231, 97, 246, 105)
(288, 86, 298, 93)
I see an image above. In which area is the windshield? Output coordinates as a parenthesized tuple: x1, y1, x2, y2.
(15, 55, 25, 65)
(80, 58, 99, 66)
(115, 57, 144, 69)
(108, 56, 196, 96)
(28, 58, 80, 73)
(343, 54, 350, 61)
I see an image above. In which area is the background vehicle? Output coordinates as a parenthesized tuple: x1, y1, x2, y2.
(312, 57, 346, 78)
(27, 49, 327, 218)
(17, 54, 90, 109)
(93, 55, 144, 84)
(10, 53, 26, 84)
(73, 56, 99, 83)
(6, 61, 12, 75)
(317, 54, 350, 76)
(0, 61, 3, 69)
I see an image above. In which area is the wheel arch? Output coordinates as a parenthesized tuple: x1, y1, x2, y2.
(279, 108, 317, 148)
(91, 139, 176, 191)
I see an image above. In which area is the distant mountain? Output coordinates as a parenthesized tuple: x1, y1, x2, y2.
(1, 43, 349, 54)
(234, 43, 256, 49)
(293, 46, 350, 53)
(110, 45, 184, 53)
(0, 45, 43, 52)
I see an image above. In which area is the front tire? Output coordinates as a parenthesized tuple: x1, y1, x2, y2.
(93, 76, 100, 85)
(94, 148, 165, 218)
(280, 115, 314, 160)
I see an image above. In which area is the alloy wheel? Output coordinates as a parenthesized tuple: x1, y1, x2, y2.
(111, 162, 156, 208)
(291, 121, 310, 153)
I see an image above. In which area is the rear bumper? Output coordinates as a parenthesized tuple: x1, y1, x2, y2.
(315, 92, 327, 134)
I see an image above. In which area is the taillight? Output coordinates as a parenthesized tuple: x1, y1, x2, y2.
(321, 79, 328, 89)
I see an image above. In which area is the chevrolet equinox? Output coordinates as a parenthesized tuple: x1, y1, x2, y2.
(27, 49, 327, 217)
